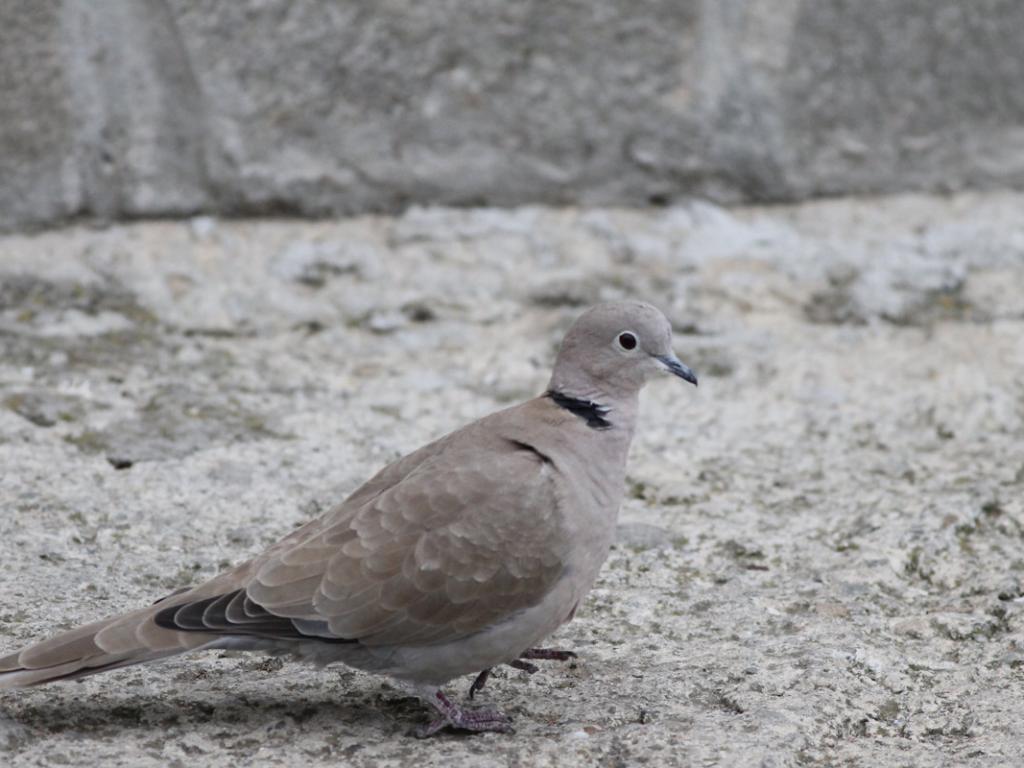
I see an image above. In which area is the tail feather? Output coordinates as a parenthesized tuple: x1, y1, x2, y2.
(0, 594, 216, 690)
(0, 651, 172, 688)
(12, 617, 116, 671)
(1, 568, 299, 689)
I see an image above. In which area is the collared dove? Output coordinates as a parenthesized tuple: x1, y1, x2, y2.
(0, 301, 697, 737)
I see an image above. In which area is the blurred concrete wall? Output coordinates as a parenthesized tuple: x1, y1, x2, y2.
(3, 0, 1023, 230)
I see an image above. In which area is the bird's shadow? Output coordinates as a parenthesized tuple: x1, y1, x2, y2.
(1, 686, 425, 739)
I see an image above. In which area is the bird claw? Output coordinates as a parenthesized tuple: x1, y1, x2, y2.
(468, 668, 491, 700)
(467, 648, 578, 698)
(521, 647, 578, 662)
(416, 690, 514, 737)
(509, 659, 539, 674)
(467, 660, 538, 700)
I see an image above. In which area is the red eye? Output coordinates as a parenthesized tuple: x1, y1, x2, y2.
(618, 332, 637, 350)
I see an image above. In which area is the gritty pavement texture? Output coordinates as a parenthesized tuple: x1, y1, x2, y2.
(1, 194, 1023, 766)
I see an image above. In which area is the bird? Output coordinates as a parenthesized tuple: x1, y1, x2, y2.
(0, 301, 697, 737)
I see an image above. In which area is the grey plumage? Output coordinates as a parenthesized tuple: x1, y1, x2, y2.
(0, 301, 697, 736)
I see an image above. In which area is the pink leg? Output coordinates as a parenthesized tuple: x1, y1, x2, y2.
(467, 649, 577, 698)
(468, 659, 541, 699)
(521, 648, 578, 662)
(415, 690, 514, 738)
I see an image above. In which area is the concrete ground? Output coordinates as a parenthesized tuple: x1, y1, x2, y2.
(0, 193, 1022, 766)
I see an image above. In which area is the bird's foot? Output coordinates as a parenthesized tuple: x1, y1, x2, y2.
(468, 649, 577, 698)
(468, 659, 541, 699)
(468, 668, 492, 700)
(521, 647, 578, 662)
(415, 690, 514, 738)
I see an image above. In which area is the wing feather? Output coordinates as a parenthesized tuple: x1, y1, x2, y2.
(147, 414, 569, 650)
(245, 437, 568, 647)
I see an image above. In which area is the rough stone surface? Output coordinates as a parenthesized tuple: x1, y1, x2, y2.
(2, 193, 1023, 765)
(0, 0, 78, 230)
(4, 1, 1024, 230)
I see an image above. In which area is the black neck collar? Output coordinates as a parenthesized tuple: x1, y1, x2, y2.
(546, 390, 612, 430)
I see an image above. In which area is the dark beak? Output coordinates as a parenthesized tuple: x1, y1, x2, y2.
(657, 354, 698, 386)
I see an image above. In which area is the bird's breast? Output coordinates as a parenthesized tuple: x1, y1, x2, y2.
(550, 436, 629, 598)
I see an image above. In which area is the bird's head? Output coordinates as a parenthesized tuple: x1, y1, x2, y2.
(549, 301, 697, 400)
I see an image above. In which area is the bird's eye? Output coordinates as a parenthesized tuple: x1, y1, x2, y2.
(617, 332, 637, 350)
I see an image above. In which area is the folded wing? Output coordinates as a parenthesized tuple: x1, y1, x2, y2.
(157, 437, 568, 648)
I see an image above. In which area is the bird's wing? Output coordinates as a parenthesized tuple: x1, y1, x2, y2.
(157, 421, 570, 647)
